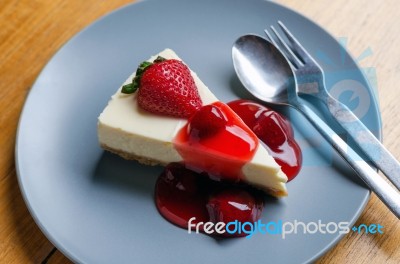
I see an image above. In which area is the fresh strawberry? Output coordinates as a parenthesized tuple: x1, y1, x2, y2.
(188, 104, 227, 139)
(122, 56, 202, 118)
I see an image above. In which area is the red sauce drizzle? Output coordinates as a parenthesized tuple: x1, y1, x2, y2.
(155, 163, 263, 237)
(155, 99, 302, 237)
(173, 101, 259, 181)
(227, 100, 302, 181)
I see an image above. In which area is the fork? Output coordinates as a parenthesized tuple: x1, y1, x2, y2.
(264, 21, 400, 192)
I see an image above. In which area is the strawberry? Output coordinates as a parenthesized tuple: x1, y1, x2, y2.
(253, 111, 288, 150)
(188, 104, 227, 139)
(122, 56, 202, 118)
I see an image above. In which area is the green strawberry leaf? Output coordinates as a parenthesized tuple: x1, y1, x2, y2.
(120, 56, 166, 94)
(121, 83, 137, 94)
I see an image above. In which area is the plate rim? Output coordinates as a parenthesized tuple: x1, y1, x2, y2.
(15, 0, 381, 263)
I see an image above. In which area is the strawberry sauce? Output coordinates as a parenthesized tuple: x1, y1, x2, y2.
(154, 99, 302, 237)
(173, 101, 259, 181)
(228, 100, 302, 181)
(155, 163, 263, 237)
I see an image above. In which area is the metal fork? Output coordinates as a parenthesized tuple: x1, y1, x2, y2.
(265, 21, 400, 192)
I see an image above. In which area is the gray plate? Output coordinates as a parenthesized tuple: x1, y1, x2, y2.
(16, 0, 381, 263)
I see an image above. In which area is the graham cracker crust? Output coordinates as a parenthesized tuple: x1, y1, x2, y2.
(100, 143, 167, 166)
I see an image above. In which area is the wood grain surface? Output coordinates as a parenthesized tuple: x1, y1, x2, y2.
(0, 0, 399, 263)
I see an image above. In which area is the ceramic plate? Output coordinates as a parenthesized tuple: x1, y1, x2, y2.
(16, 0, 381, 263)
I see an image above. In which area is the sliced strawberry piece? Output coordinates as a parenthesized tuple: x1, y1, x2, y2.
(227, 100, 265, 129)
(188, 104, 227, 139)
(253, 111, 288, 150)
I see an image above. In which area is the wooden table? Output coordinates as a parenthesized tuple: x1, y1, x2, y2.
(1, 0, 399, 263)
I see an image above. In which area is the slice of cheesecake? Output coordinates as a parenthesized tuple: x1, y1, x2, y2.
(98, 49, 288, 197)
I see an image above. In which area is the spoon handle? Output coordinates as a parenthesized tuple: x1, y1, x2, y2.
(295, 103, 400, 219)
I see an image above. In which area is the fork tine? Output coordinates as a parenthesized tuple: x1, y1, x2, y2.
(265, 26, 302, 69)
(277, 21, 313, 64)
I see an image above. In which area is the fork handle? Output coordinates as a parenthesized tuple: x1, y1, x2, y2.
(324, 94, 400, 191)
(295, 103, 400, 219)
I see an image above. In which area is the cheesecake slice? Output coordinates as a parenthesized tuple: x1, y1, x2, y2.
(98, 49, 288, 197)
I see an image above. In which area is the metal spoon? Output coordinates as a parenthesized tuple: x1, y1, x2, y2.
(232, 34, 400, 218)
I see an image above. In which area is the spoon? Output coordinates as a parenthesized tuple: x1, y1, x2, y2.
(232, 34, 400, 218)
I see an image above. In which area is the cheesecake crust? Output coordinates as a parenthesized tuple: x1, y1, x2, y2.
(100, 143, 167, 166)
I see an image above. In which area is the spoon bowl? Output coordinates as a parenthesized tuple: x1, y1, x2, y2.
(232, 34, 294, 105)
